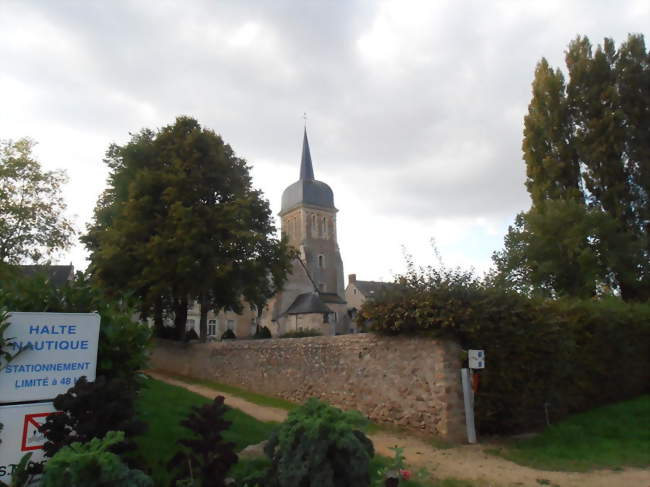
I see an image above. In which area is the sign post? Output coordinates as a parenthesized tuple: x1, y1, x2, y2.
(462, 349, 486, 444)
(0, 312, 100, 483)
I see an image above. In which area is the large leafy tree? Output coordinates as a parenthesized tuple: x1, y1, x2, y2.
(494, 34, 649, 301)
(84, 117, 292, 340)
(0, 138, 74, 264)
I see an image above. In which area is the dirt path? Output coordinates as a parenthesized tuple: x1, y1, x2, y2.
(147, 370, 650, 487)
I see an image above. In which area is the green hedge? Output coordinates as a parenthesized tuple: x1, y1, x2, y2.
(358, 268, 650, 434)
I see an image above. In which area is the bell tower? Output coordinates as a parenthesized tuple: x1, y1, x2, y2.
(279, 128, 345, 298)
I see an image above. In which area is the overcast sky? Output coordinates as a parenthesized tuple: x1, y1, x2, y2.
(1, 0, 648, 283)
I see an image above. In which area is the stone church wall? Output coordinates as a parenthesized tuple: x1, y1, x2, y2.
(150, 334, 466, 441)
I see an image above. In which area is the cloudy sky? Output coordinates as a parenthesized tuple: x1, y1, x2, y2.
(1, 0, 647, 283)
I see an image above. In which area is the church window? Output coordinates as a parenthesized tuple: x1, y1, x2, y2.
(318, 254, 325, 268)
(353, 288, 357, 295)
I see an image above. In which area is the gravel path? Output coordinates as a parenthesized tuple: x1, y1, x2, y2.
(147, 370, 650, 487)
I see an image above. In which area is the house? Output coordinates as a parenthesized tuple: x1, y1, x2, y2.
(16, 264, 75, 288)
(345, 274, 398, 318)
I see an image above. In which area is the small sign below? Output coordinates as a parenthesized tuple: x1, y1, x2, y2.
(0, 402, 56, 483)
(468, 349, 485, 369)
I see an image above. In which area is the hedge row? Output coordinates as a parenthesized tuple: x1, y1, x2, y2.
(358, 270, 650, 434)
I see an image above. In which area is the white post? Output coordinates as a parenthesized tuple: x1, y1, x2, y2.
(461, 368, 477, 443)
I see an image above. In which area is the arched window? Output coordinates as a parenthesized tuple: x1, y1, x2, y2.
(318, 255, 324, 268)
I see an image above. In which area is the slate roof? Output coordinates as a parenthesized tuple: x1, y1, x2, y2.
(352, 280, 399, 298)
(280, 128, 335, 214)
(284, 292, 331, 315)
(17, 265, 74, 288)
(318, 292, 346, 304)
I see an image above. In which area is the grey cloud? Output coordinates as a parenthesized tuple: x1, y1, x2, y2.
(1, 0, 647, 269)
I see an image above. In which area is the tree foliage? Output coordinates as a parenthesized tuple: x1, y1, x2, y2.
(84, 117, 293, 340)
(0, 138, 74, 264)
(264, 398, 374, 487)
(494, 34, 649, 300)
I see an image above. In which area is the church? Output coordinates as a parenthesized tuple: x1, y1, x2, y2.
(185, 128, 351, 337)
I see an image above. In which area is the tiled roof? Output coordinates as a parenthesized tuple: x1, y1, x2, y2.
(353, 280, 399, 298)
(318, 292, 346, 304)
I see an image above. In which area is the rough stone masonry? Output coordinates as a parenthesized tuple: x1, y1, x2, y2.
(150, 334, 466, 442)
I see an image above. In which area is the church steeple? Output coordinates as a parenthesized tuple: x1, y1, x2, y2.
(300, 128, 315, 181)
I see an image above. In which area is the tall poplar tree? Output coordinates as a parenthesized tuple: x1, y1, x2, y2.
(494, 34, 649, 301)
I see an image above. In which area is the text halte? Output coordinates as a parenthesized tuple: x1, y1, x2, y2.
(28, 324, 77, 335)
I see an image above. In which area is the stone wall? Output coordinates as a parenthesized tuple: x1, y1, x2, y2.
(150, 334, 466, 441)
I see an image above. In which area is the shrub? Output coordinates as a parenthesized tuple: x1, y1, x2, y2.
(264, 398, 374, 487)
(253, 326, 272, 339)
(40, 376, 147, 461)
(221, 329, 236, 340)
(278, 329, 321, 339)
(359, 264, 650, 434)
(42, 431, 152, 487)
(185, 328, 199, 341)
(168, 396, 238, 487)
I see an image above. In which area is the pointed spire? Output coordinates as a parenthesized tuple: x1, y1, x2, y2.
(300, 127, 315, 181)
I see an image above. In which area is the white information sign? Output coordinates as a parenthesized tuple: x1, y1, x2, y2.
(468, 349, 485, 369)
(0, 312, 100, 403)
(0, 402, 58, 482)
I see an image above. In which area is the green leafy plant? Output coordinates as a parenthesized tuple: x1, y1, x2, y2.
(168, 396, 238, 487)
(42, 431, 152, 487)
(373, 446, 420, 486)
(0, 309, 27, 373)
(0, 309, 29, 449)
(264, 398, 374, 487)
(40, 376, 147, 461)
(0, 453, 34, 487)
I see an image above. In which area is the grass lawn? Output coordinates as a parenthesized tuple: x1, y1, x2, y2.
(160, 371, 298, 411)
(135, 377, 480, 486)
(135, 377, 277, 485)
(490, 394, 650, 471)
